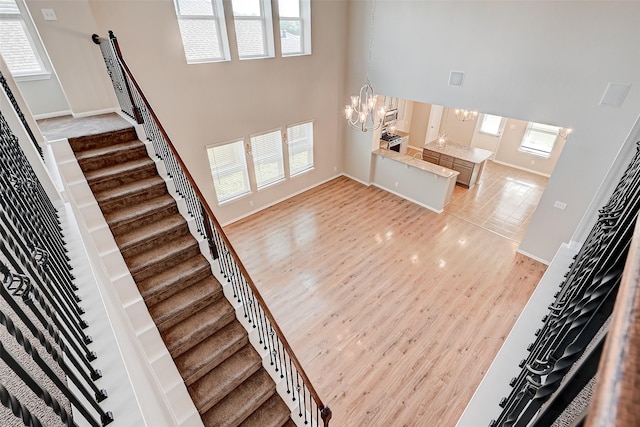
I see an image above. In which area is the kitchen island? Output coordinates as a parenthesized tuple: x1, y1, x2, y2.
(423, 141, 492, 187)
(371, 149, 459, 212)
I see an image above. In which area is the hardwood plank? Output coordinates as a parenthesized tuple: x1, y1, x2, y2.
(225, 176, 547, 426)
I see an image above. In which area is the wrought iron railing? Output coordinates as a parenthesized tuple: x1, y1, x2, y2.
(92, 31, 331, 426)
(0, 107, 113, 425)
(0, 69, 43, 159)
(491, 141, 640, 426)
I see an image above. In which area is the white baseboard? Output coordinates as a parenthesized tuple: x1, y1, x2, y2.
(33, 109, 72, 120)
(516, 248, 550, 265)
(221, 174, 343, 226)
(492, 159, 551, 178)
(341, 173, 371, 187)
(72, 107, 119, 118)
(370, 182, 443, 214)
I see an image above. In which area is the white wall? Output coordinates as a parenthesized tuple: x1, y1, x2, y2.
(344, 1, 640, 262)
(86, 0, 348, 224)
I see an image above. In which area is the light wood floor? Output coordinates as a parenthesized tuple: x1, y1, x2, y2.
(224, 177, 547, 426)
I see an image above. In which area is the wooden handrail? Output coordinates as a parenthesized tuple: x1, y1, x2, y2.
(585, 218, 640, 427)
(93, 32, 330, 424)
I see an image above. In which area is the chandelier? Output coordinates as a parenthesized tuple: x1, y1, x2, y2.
(454, 109, 478, 122)
(345, 0, 384, 132)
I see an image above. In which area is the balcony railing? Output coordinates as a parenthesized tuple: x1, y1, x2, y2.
(92, 30, 331, 427)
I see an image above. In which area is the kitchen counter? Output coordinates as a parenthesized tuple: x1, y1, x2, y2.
(423, 141, 492, 164)
(373, 149, 459, 179)
(370, 149, 459, 212)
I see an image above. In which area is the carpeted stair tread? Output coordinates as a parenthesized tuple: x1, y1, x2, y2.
(68, 127, 137, 152)
(240, 394, 292, 427)
(150, 277, 222, 332)
(85, 157, 157, 192)
(104, 194, 178, 237)
(202, 369, 276, 427)
(167, 296, 237, 360)
(94, 176, 167, 214)
(75, 139, 147, 171)
(117, 213, 189, 259)
(126, 233, 200, 282)
(189, 344, 262, 414)
(281, 419, 297, 427)
(137, 254, 211, 307)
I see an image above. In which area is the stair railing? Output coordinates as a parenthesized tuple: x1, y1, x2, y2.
(92, 31, 332, 427)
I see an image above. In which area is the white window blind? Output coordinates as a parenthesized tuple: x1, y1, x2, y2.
(278, 0, 310, 56)
(250, 130, 284, 189)
(287, 121, 313, 175)
(174, 0, 230, 63)
(0, 0, 46, 76)
(207, 140, 250, 203)
(232, 0, 274, 59)
(519, 122, 560, 158)
(480, 114, 503, 136)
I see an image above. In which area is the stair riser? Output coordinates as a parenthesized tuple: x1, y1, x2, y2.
(97, 183, 167, 214)
(78, 145, 148, 172)
(107, 203, 179, 238)
(153, 289, 220, 332)
(143, 262, 212, 307)
(88, 164, 158, 193)
(69, 128, 138, 152)
(190, 350, 262, 414)
(130, 243, 201, 282)
(178, 311, 241, 381)
(120, 221, 190, 260)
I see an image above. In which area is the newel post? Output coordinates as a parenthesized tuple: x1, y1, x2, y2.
(321, 406, 332, 426)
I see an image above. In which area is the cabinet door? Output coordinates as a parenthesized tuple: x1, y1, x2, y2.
(454, 164, 473, 186)
(422, 149, 439, 165)
(440, 155, 454, 169)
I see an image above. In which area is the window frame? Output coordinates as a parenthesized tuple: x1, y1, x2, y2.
(519, 122, 560, 158)
(206, 139, 251, 205)
(174, 0, 231, 64)
(479, 114, 503, 136)
(277, 0, 311, 57)
(0, 0, 51, 81)
(286, 120, 314, 176)
(249, 128, 285, 190)
(231, 0, 275, 60)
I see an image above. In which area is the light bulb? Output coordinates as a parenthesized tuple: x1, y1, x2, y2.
(345, 105, 353, 120)
(351, 95, 359, 108)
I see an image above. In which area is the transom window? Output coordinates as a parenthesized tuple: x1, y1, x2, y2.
(519, 122, 560, 158)
(207, 140, 251, 203)
(479, 114, 503, 136)
(286, 121, 313, 175)
(231, 0, 274, 59)
(250, 130, 284, 189)
(0, 0, 47, 77)
(174, 0, 230, 63)
(278, 0, 311, 56)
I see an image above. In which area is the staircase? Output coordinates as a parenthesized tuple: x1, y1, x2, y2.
(68, 127, 295, 427)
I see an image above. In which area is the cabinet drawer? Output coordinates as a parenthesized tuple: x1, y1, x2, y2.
(440, 155, 454, 169)
(454, 158, 474, 169)
(423, 149, 439, 158)
(423, 155, 439, 165)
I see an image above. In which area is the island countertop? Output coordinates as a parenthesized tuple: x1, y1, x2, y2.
(372, 149, 459, 179)
(424, 141, 492, 164)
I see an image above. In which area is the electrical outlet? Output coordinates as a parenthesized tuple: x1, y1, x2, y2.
(553, 201, 567, 210)
(41, 9, 57, 21)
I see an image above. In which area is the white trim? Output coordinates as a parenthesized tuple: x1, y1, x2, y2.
(491, 159, 551, 178)
(370, 182, 443, 214)
(13, 71, 51, 82)
(516, 248, 550, 265)
(221, 173, 342, 226)
(32, 109, 72, 120)
(341, 172, 370, 187)
(72, 107, 120, 118)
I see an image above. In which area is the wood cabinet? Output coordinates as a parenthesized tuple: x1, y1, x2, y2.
(422, 148, 484, 187)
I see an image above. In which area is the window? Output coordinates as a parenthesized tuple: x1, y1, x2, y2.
(287, 121, 313, 175)
(174, 0, 230, 63)
(479, 114, 503, 136)
(207, 140, 250, 203)
(231, 0, 274, 59)
(519, 122, 560, 158)
(250, 130, 284, 189)
(278, 0, 311, 56)
(0, 0, 47, 78)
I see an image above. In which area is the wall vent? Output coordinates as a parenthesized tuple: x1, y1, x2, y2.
(449, 71, 465, 87)
(600, 82, 632, 107)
